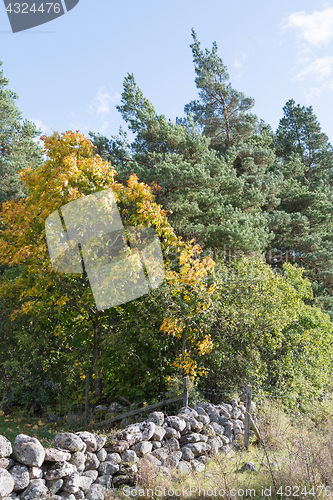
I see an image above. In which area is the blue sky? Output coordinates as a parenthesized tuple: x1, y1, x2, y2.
(1, 0, 333, 145)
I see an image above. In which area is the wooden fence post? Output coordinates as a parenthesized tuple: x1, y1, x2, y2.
(183, 376, 189, 407)
(85, 373, 89, 426)
(244, 384, 252, 449)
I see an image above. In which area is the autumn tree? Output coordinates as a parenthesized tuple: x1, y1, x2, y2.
(0, 131, 216, 404)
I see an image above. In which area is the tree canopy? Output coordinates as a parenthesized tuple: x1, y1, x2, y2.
(0, 61, 43, 204)
(1, 30, 333, 412)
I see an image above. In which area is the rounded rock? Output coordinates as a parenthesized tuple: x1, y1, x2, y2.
(148, 412, 164, 426)
(151, 425, 166, 442)
(76, 432, 97, 453)
(165, 416, 186, 432)
(9, 465, 29, 492)
(46, 478, 64, 494)
(94, 436, 106, 452)
(62, 473, 81, 493)
(96, 475, 112, 489)
(178, 407, 198, 419)
(20, 481, 49, 500)
(82, 470, 98, 482)
(84, 452, 100, 472)
(105, 452, 121, 464)
(0, 437, 12, 459)
(44, 462, 77, 481)
(177, 460, 192, 474)
(12, 435, 45, 467)
(96, 448, 107, 462)
(130, 440, 152, 457)
(54, 433, 85, 453)
(69, 451, 85, 474)
(164, 427, 180, 439)
(44, 448, 71, 462)
(121, 450, 138, 463)
(98, 461, 119, 476)
(0, 469, 14, 497)
(181, 447, 195, 461)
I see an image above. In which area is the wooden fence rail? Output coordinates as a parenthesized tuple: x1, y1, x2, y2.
(93, 378, 260, 443)
(93, 376, 190, 428)
(95, 395, 184, 427)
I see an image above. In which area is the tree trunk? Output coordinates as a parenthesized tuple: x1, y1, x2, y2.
(93, 318, 102, 399)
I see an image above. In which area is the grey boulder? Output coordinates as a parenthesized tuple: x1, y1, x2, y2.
(12, 435, 45, 467)
(76, 432, 97, 453)
(182, 442, 211, 457)
(165, 416, 186, 432)
(44, 448, 71, 462)
(151, 425, 166, 442)
(0, 437, 12, 459)
(44, 462, 77, 480)
(46, 478, 64, 494)
(98, 461, 119, 476)
(0, 469, 14, 498)
(69, 451, 85, 474)
(130, 441, 152, 457)
(54, 433, 85, 453)
(9, 465, 29, 492)
(20, 480, 49, 500)
(84, 452, 100, 471)
(62, 473, 81, 493)
(148, 412, 164, 426)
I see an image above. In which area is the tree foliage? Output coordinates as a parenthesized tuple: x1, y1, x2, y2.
(0, 131, 218, 405)
(90, 73, 281, 254)
(0, 61, 42, 204)
(184, 29, 257, 151)
(2, 30, 333, 411)
(269, 99, 333, 317)
(199, 258, 333, 407)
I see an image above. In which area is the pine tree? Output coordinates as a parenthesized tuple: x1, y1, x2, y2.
(274, 99, 333, 181)
(90, 71, 281, 254)
(184, 28, 257, 152)
(269, 99, 333, 316)
(0, 61, 43, 203)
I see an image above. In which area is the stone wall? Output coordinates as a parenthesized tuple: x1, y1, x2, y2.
(0, 400, 256, 500)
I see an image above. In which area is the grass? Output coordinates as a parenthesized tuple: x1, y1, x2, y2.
(0, 408, 109, 447)
(0, 412, 60, 447)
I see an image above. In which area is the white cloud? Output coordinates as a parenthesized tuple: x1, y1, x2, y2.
(234, 59, 242, 69)
(282, 6, 333, 100)
(99, 121, 110, 134)
(31, 119, 53, 144)
(88, 87, 121, 116)
(233, 53, 246, 81)
(293, 56, 333, 81)
(32, 118, 53, 136)
(304, 86, 326, 101)
(284, 7, 333, 47)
